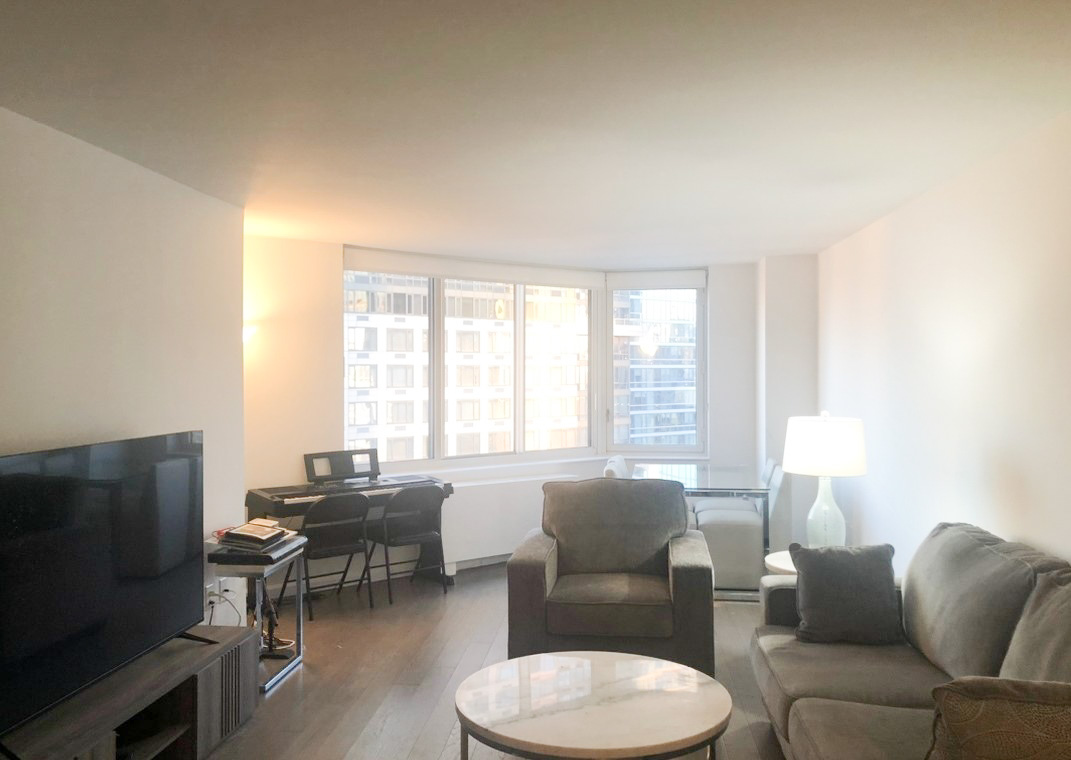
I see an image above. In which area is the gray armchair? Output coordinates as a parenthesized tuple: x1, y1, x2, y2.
(507, 478, 716, 676)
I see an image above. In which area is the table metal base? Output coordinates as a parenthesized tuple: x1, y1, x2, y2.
(460, 724, 722, 760)
(254, 555, 304, 692)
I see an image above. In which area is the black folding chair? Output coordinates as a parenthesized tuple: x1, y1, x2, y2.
(278, 492, 374, 620)
(365, 485, 448, 604)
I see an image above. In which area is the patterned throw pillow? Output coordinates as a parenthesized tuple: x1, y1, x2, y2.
(927, 677, 1071, 760)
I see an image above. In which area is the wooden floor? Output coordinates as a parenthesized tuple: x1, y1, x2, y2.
(210, 564, 784, 760)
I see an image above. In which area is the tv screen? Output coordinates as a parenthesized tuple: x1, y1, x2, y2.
(0, 431, 204, 736)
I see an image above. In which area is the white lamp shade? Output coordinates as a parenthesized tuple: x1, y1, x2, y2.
(783, 414, 867, 477)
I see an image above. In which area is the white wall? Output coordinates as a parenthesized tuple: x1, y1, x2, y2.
(0, 107, 245, 532)
(708, 264, 757, 470)
(757, 254, 818, 549)
(818, 116, 1071, 571)
(243, 236, 343, 489)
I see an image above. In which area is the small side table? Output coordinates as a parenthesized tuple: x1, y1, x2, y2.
(208, 535, 307, 692)
(764, 549, 796, 575)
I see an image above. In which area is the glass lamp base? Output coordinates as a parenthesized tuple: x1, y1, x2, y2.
(806, 476, 846, 547)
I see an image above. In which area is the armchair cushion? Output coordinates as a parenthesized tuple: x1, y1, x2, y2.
(547, 573, 673, 638)
(542, 478, 687, 576)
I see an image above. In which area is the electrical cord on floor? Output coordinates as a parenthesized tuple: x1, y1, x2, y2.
(209, 590, 243, 624)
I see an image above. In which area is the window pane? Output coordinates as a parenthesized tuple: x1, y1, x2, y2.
(457, 365, 480, 387)
(347, 402, 376, 426)
(525, 286, 590, 451)
(444, 278, 514, 456)
(346, 326, 376, 351)
(386, 401, 414, 424)
(612, 288, 698, 446)
(386, 328, 414, 352)
(344, 271, 430, 462)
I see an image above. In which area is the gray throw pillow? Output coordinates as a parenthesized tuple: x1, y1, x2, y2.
(790, 542, 903, 644)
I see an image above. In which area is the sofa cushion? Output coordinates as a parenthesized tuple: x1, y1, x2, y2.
(1000, 568, 1071, 682)
(790, 699, 934, 760)
(790, 542, 902, 644)
(750, 625, 949, 738)
(546, 573, 673, 638)
(696, 507, 763, 529)
(903, 523, 1069, 678)
(927, 676, 1071, 760)
(542, 478, 687, 575)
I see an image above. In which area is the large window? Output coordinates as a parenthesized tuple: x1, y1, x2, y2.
(343, 253, 702, 461)
(344, 272, 429, 462)
(611, 288, 700, 447)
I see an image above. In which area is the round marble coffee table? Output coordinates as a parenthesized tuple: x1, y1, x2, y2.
(454, 651, 732, 759)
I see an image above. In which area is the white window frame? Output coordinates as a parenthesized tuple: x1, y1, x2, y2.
(604, 270, 707, 455)
(343, 246, 706, 463)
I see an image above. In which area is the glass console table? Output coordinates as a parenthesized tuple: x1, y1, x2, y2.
(633, 462, 771, 553)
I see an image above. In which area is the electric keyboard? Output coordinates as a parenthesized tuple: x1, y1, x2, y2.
(245, 475, 453, 519)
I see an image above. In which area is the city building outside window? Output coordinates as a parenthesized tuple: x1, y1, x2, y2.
(611, 288, 700, 447)
(456, 365, 480, 387)
(386, 328, 414, 353)
(386, 401, 414, 425)
(347, 365, 376, 389)
(346, 326, 376, 351)
(386, 365, 414, 388)
(344, 271, 429, 462)
(454, 432, 480, 456)
(347, 402, 376, 426)
(443, 278, 515, 456)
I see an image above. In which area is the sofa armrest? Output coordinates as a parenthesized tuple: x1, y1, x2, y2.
(669, 530, 715, 676)
(507, 528, 558, 659)
(760, 575, 801, 627)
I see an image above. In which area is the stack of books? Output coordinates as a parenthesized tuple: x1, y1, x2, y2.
(219, 518, 288, 552)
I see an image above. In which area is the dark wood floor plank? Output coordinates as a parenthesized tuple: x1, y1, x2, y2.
(209, 564, 782, 760)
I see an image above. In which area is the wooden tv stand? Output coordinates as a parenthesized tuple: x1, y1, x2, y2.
(3, 626, 259, 760)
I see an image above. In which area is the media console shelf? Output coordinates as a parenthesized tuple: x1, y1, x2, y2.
(3, 626, 258, 760)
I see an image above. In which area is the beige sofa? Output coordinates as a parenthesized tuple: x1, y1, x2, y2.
(750, 523, 1070, 760)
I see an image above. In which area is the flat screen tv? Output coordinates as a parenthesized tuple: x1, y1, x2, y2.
(0, 431, 204, 736)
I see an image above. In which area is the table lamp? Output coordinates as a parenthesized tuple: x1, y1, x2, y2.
(782, 411, 867, 546)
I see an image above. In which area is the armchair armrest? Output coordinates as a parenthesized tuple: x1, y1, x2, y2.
(668, 530, 715, 676)
(507, 528, 558, 659)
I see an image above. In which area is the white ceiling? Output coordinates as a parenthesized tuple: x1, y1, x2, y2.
(2, 1, 1070, 269)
